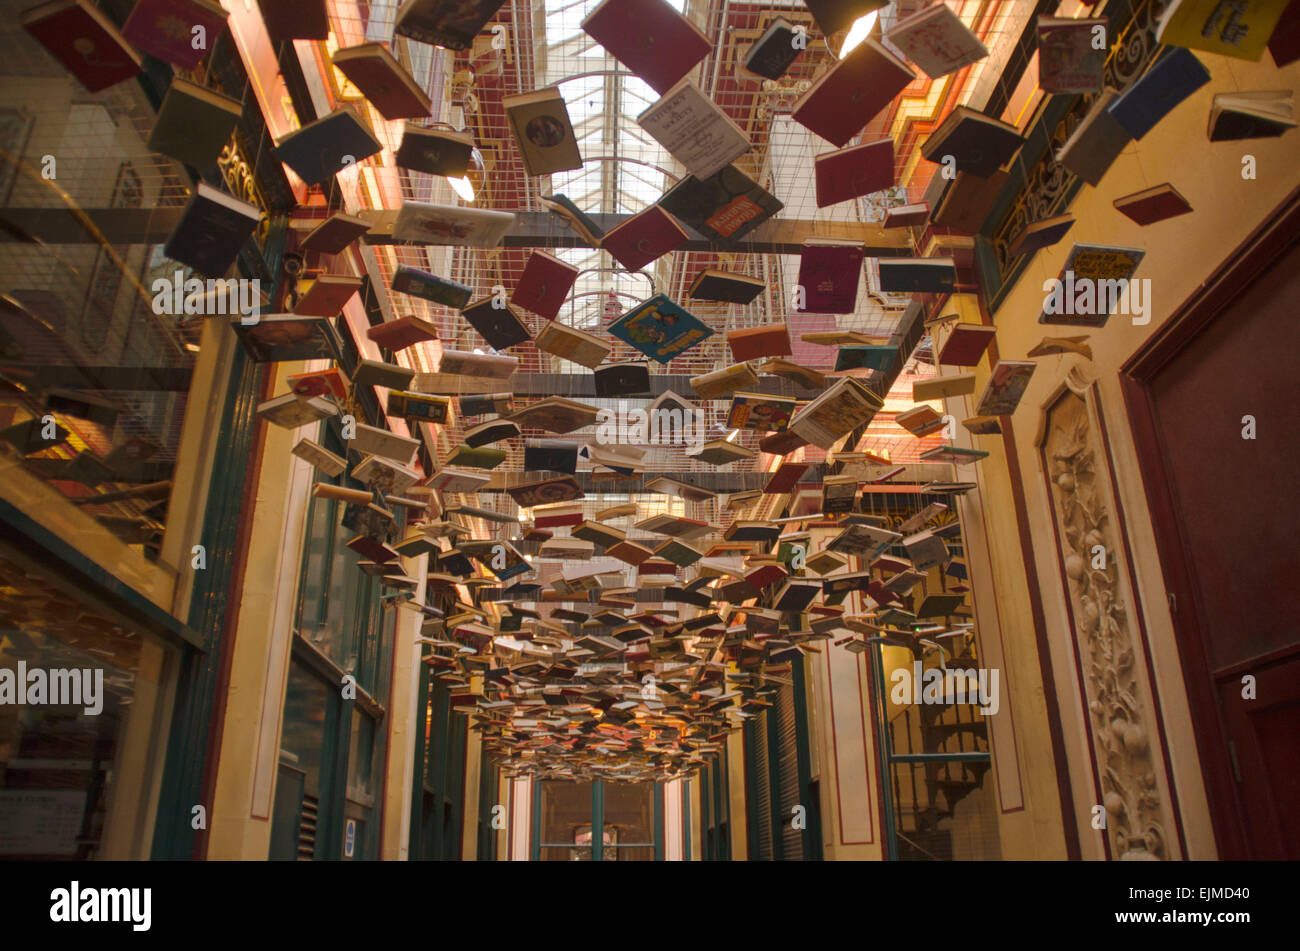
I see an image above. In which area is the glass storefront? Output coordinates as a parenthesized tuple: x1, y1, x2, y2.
(0, 547, 176, 859)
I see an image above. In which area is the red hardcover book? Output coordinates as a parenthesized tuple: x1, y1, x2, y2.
(367, 315, 440, 351)
(332, 42, 433, 121)
(814, 138, 895, 208)
(937, 323, 997, 367)
(1270, 0, 1300, 67)
(796, 241, 864, 314)
(791, 37, 915, 147)
(256, 0, 329, 42)
(511, 251, 580, 319)
(122, 0, 229, 71)
(23, 0, 142, 93)
(1112, 183, 1193, 226)
(601, 206, 689, 272)
(581, 0, 713, 95)
(727, 325, 792, 362)
(763, 461, 809, 495)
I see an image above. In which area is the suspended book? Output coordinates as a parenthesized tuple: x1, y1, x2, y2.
(274, 107, 382, 187)
(332, 42, 432, 120)
(1036, 16, 1108, 94)
(1113, 183, 1194, 225)
(394, 0, 508, 51)
(1206, 90, 1295, 141)
(658, 164, 783, 244)
(637, 77, 750, 180)
(885, 2, 988, 79)
(606, 295, 713, 364)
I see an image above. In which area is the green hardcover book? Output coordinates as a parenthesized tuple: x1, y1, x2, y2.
(149, 78, 243, 171)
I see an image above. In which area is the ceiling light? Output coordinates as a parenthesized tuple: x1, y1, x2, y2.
(448, 147, 486, 202)
(840, 12, 879, 58)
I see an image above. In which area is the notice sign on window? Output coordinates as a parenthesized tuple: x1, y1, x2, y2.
(0, 789, 86, 855)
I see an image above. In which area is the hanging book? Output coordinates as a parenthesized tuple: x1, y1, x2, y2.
(601, 206, 689, 271)
(512, 251, 580, 319)
(461, 298, 532, 350)
(658, 165, 783, 243)
(391, 201, 516, 247)
(1113, 183, 1194, 225)
(1156, 0, 1290, 61)
(744, 16, 805, 80)
(796, 240, 864, 314)
(391, 265, 473, 308)
(885, 2, 988, 79)
(636, 77, 750, 180)
(164, 183, 261, 278)
(814, 138, 895, 208)
(274, 107, 382, 187)
(394, 0, 509, 51)
(1036, 16, 1108, 94)
(1106, 47, 1210, 140)
(23, 0, 142, 93)
(148, 78, 242, 172)
(122, 0, 229, 70)
(921, 106, 1024, 178)
(689, 270, 765, 304)
(394, 123, 474, 177)
(1207, 90, 1295, 140)
(727, 392, 796, 433)
(581, 0, 713, 95)
(974, 360, 1036, 416)
(791, 37, 915, 147)
(332, 42, 433, 120)
(300, 213, 372, 256)
(503, 86, 584, 176)
(606, 295, 714, 364)
(534, 320, 611, 369)
(367, 315, 440, 351)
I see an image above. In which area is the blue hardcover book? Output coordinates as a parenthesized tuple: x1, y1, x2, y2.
(606, 294, 714, 365)
(835, 345, 899, 372)
(1106, 47, 1211, 140)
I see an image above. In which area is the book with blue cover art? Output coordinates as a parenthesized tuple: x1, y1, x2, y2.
(606, 294, 714, 364)
(1107, 47, 1211, 139)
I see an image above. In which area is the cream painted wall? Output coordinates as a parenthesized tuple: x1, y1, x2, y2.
(206, 360, 313, 859)
(942, 50, 1300, 860)
(725, 729, 748, 860)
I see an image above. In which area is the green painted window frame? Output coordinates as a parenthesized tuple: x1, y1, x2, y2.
(530, 780, 664, 861)
(741, 655, 823, 860)
(409, 673, 468, 860)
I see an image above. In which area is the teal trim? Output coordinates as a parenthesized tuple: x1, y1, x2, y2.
(151, 344, 264, 860)
(590, 782, 604, 861)
(0, 499, 203, 651)
(870, 644, 899, 861)
(408, 658, 430, 858)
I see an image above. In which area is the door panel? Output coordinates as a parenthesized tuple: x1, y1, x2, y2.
(1134, 233, 1300, 858)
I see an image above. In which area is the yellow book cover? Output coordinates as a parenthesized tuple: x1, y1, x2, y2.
(1156, 0, 1290, 61)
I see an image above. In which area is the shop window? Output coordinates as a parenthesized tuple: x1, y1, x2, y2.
(0, 549, 176, 859)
